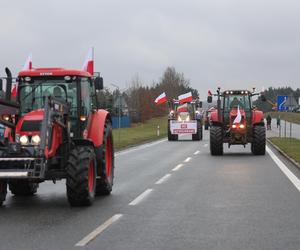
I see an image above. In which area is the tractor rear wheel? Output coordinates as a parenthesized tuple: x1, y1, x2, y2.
(9, 181, 38, 196)
(96, 121, 115, 195)
(210, 125, 223, 155)
(0, 181, 7, 206)
(66, 146, 96, 206)
(251, 125, 266, 155)
(192, 120, 202, 141)
(167, 122, 178, 141)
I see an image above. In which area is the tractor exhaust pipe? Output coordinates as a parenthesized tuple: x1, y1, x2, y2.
(5, 67, 12, 101)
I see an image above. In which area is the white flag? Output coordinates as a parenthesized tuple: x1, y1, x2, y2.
(233, 106, 242, 124)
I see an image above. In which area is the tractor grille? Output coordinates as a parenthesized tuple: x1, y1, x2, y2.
(21, 120, 42, 132)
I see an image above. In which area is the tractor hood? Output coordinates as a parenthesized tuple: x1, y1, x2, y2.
(16, 109, 44, 136)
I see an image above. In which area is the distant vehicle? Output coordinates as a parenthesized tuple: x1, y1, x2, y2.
(167, 99, 203, 141)
(291, 106, 300, 113)
(204, 107, 216, 130)
(207, 89, 266, 155)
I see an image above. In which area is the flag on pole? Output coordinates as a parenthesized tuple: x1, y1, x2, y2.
(22, 53, 32, 70)
(154, 92, 167, 105)
(208, 90, 212, 96)
(178, 92, 192, 104)
(233, 105, 242, 124)
(177, 103, 188, 112)
(82, 47, 94, 75)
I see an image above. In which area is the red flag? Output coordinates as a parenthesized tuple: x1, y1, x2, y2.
(154, 92, 167, 105)
(11, 84, 17, 98)
(82, 47, 94, 75)
(178, 92, 192, 104)
(177, 103, 188, 112)
(208, 90, 212, 96)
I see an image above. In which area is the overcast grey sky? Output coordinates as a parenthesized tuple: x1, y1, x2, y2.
(1, 0, 300, 98)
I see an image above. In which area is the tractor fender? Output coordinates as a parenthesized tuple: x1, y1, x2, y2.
(252, 110, 264, 125)
(87, 109, 112, 148)
(210, 110, 223, 126)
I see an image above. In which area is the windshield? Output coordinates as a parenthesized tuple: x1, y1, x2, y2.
(19, 78, 77, 116)
(224, 94, 251, 111)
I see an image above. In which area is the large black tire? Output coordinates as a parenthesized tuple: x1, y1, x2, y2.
(251, 125, 266, 155)
(0, 181, 7, 206)
(66, 146, 96, 206)
(9, 180, 38, 196)
(210, 125, 223, 155)
(96, 121, 115, 195)
(167, 121, 178, 141)
(192, 121, 202, 141)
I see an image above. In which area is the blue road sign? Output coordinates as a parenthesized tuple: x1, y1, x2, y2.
(277, 95, 289, 111)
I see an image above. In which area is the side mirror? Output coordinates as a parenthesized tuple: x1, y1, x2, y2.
(95, 77, 103, 90)
(261, 95, 266, 102)
(207, 96, 212, 103)
(198, 101, 203, 108)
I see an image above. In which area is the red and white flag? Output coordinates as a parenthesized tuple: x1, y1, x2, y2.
(22, 53, 32, 70)
(178, 92, 192, 104)
(208, 90, 212, 96)
(154, 92, 167, 105)
(82, 47, 94, 75)
(233, 105, 242, 124)
(177, 103, 188, 113)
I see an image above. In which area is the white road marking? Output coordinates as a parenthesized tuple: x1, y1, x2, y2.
(172, 163, 184, 171)
(155, 174, 172, 184)
(75, 214, 123, 247)
(194, 150, 200, 155)
(266, 146, 300, 191)
(129, 189, 153, 206)
(184, 157, 192, 163)
(204, 144, 208, 147)
(115, 138, 167, 156)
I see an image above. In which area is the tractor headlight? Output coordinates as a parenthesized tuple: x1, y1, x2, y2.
(186, 115, 190, 121)
(239, 124, 245, 129)
(20, 135, 29, 145)
(178, 116, 182, 121)
(31, 135, 41, 145)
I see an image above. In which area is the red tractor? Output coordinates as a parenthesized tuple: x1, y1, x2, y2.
(0, 65, 114, 206)
(207, 88, 266, 155)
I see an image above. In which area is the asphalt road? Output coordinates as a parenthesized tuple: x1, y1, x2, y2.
(0, 131, 299, 250)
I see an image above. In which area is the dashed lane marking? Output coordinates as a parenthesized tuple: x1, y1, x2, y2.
(75, 214, 123, 247)
(266, 146, 300, 191)
(194, 150, 200, 155)
(204, 144, 208, 147)
(155, 174, 172, 184)
(184, 157, 192, 163)
(172, 164, 184, 171)
(128, 189, 153, 206)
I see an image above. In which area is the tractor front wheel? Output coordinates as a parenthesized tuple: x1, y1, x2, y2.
(168, 121, 178, 141)
(0, 181, 7, 206)
(9, 181, 38, 196)
(96, 121, 115, 195)
(210, 125, 223, 155)
(66, 146, 96, 206)
(192, 120, 202, 141)
(251, 125, 266, 155)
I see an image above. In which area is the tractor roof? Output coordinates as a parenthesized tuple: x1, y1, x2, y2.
(18, 68, 91, 77)
(223, 90, 251, 95)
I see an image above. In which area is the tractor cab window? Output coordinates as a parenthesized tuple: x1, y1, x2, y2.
(80, 78, 94, 116)
(19, 78, 78, 117)
(224, 95, 250, 111)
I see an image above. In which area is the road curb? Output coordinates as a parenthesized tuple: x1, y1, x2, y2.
(267, 138, 300, 170)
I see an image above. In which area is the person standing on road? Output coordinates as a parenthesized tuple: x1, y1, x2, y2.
(277, 116, 281, 128)
(266, 114, 272, 130)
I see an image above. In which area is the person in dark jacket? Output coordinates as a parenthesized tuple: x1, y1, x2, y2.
(266, 114, 272, 130)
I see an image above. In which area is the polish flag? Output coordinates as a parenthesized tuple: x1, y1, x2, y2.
(208, 90, 212, 96)
(82, 47, 94, 75)
(154, 92, 167, 105)
(177, 103, 188, 112)
(22, 53, 32, 70)
(233, 105, 242, 124)
(178, 92, 192, 104)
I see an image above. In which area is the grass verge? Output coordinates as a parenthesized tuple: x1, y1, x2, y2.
(269, 137, 300, 164)
(112, 116, 167, 150)
(268, 111, 300, 125)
